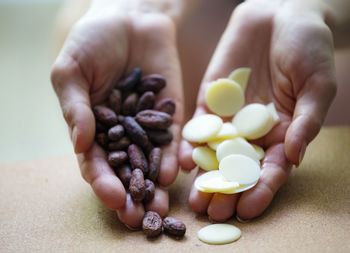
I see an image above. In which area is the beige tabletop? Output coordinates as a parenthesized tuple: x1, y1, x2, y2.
(0, 127, 349, 253)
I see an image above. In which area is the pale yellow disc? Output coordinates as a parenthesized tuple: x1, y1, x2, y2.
(228, 67, 251, 91)
(192, 146, 219, 171)
(232, 103, 275, 139)
(266, 102, 280, 124)
(182, 114, 223, 143)
(205, 78, 244, 117)
(197, 176, 239, 193)
(198, 224, 241, 245)
(213, 122, 239, 140)
(216, 137, 259, 162)
(207, 140, 223, 151)
(252, 144, 265, 160)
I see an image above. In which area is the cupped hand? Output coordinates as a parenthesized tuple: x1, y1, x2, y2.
(179, 0, 336, 221)
(51, 8, 184, 228)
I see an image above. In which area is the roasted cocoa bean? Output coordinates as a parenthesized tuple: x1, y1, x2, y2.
(142, 211, 162, 237)
(96, 121, 108, 133)
(162, 217, 186, 238)
(128, 144, 148, 174)
(148, 147, 162, 181)
(116, 164, 132, 188)
(108, 89, 122, 114)
(136, 91, 155, 112)
(154, 98, 176, 115)
(143, 179, 155, 203)
(107, 151, 128, 168)
(137, 74, 166, 93)
(129, 168, 145, 202)
(122, 93, 139, 116)
(121, 117, 150, 149)
(146, 129, 173, 146)
(96, 133, 109, 149)
(93, 105, 118, 126)
(135, 110, 172, 130)
(117, 67, 142, 92)
(108, 136, 131, 151)
(108, 125, 124, 141)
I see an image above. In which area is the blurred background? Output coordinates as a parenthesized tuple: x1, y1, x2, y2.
(0, 0, 349, 163)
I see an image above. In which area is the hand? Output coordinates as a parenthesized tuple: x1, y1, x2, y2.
(51, 5, 184, 228)
(179, 0, 336, 221)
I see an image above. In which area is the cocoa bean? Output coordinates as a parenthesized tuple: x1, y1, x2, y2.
(137, 74, 166, 93)
(154, 98, 176, 115)
(122, 93, 139, 116)
(143, 179, 155, 203)
(107, 151, 128, 168)
(96, 133, 109, 149)
(162, 217, 186, 238)
(121, 117, 150, 149)
(117, 67, 142, 92)
(96, 121, 108, 133)
(148, 148, 162, 181)
(93, 105, 118, 126)
(129, 168, 145, 202)
(116, 164, 132, 188)
(108, 125, 124, 141)
(108, 89, 122, 114)
(108, 136, 131, 151)
(142, 211, 162, 238)
(135, 110, 172, 130)
(136, 91, 155, 112)
(146, 129, 173, 146)
(128, 144, 148, 174)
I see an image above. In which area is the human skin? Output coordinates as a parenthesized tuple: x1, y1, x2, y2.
(179, 0, 349, 221)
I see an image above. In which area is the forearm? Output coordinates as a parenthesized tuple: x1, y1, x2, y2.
(89, 0, 199, 25)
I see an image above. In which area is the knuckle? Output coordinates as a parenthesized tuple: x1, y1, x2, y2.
(50, 57, 81, 92)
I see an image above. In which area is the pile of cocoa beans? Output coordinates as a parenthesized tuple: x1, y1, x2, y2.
(93, 68, 175, 204)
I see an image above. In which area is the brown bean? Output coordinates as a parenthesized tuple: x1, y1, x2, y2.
(137, 74, 166, 93)
(108, 125, 124, 141)
(136, 91, 155, 112)
(96, 121, 108, 133)
(154, 98, 176, 115)
(129, 168, 145, 202)
(121, 116, 150, 149)
(135, 110, 172, 130)
(148, 148, 162, 181)
(128, 144, 148, 174)
(107, 151, 128, 168)
(108, 89, 122, 114)
(142, 211, 162, 237)
(146, 129, 173, 146)
(143, 179, 155, 203)
(93, 105, 118, 126)
(162, 217, 186, 238)
(96, 133, 109, 149)
(122, 93, 139, 116)
(108, 136, 131, 151)
(117, 67, 142, 92)
(116, 164, 132, 188)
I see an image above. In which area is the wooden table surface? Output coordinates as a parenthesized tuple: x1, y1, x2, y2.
(0, 127, 349, 253)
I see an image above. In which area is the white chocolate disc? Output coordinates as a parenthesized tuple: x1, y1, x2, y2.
(228, 67, 251, 91)
(205, 78, 244, 117)
(232, 103, 275, 139)
(198, 224, 241, 245)
(182, 114, 223, 143)
(216, 138, 259, 162)
(197, 176, 239, 193)
(192, 146, 219, 171)
(266, 102, 280, 124)
(213, 122, 239, 140)
(252, 144, 265, 161)
(207, 140, 222, 151)
(219, 154, 261, 185)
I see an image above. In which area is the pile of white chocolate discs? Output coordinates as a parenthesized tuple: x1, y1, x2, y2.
(182, 68, 280, 245)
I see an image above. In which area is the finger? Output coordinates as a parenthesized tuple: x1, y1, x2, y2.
(188, 170, 213, 213)
(77, 143, 126, 210)
(285, 74, 336, 165)
(207, 193, 239, 222)
(237, 143, 292, 220)
(117, 193, 145, 229)
(51, 56, 95, 153)
(144, 187, 169, 218)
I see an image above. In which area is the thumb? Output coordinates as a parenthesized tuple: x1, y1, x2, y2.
(51, 56, 95, 154)
(285, 73, 336, 166)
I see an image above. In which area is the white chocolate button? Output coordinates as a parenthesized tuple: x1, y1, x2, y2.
(192, 147, 219, 171)
(232, 103, 275, 139)
(219, 154, 261, 185)
(205, 78, 244, 117)
(182, 114, 223, 143)
(194, 170, 225, 192)
(216, 138, 259, 162)
(197, 176, 239, 193)
(266, 102, 280, 124)
(213, 122, 239, 140)
(207, 140, 222, 151)
(198, 224, 241, 245)
(252, 144, 265, 160)
(219, 181, 258, 194)
(228, 67, 251, 91)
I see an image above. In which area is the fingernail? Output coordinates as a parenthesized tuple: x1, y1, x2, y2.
(124, 224, 140, 231)
(71, 127, 78, 153)
(298, 142, 307, 166)
(236, 215, 251, 223)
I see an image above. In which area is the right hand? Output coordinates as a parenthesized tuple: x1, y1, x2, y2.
(51, 4, 184, 228)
